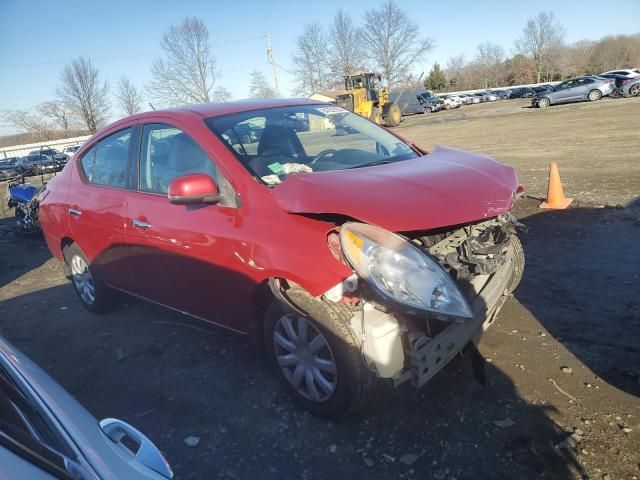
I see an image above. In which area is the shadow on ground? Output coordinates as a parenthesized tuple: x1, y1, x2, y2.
(514, 200, 640, 398)
(0, 283, 583, 480)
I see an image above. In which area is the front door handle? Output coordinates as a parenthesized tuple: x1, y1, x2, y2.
(132, 219, 151, 229)
(68, 208, 82, 216)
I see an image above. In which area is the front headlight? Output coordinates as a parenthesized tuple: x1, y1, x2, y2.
(340, 222, 473, 319)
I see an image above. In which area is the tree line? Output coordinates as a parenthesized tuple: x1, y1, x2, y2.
(424, 12, 640, 92)
(2, 6, 638, 143)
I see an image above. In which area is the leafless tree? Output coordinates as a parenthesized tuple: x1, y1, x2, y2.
(115, 76, 144, 117)
(211, 86, 232, 102)
(329, 10, 365, 81)
(148, 17, 219, 106)
(0, 110, 52, 141)
(56, 57, 110, 133)
(516, 11, 566, 83)
(37, 100, 74, 136)
(248, 70, 276, 98)
(475, 42, 505, 88)
(445, 54, 466, 88)
(291, 22, 332, 96)
(360, 0, 433, 87)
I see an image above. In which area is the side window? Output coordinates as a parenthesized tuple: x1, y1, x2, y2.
(139, 124, 222, 195)
(80, 128, 131, 188)
(80, 146, 96, 178)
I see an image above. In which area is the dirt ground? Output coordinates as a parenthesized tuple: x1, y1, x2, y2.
(1, 99, 639, 480)
(398, 97, 640, 210)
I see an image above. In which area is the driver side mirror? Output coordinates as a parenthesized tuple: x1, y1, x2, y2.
(168, 173, 220, 205)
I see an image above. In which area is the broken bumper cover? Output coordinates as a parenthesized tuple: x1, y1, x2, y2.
(394, 241, 516, 388)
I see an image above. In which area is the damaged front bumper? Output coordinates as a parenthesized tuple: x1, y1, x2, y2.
(394, 240, 515, 387)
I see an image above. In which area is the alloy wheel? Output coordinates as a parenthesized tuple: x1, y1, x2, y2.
(273, 315, 337, 402)
(70, 255, 95, 305)
(588, 90, 601, 101)
(630, 84, 640, 97)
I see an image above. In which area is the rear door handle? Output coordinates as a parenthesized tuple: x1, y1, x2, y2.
(132, 219, 151, 229)
(68, 208, 82, 216)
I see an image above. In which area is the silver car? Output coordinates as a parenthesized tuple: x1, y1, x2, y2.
(618, 76, 640, 97)
(0, 335, 173, 479)
(532, 76, 616, 108)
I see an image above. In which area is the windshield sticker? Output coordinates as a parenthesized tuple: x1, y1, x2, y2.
(317, 106, 344, 115)
(267, 162, 283, 173)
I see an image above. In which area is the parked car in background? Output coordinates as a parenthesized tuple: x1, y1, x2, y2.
(598, 73, 640, 97)
(0, 335, 173, 479)
(440, 95, 462, 109)
(490, 90, 509, 100)
(618, 75, 640, 97)
(532, 76, 616, 108)
(600, 69, 640, 78)
(38, 99, 525, 417)
(29, 147, 68, 163)
(389, 91, 430, 116)
(63, 145, 81, 157)
(462, 94, 480, 104)
(532, 84, 554, 93)
(514, 87, 536, 98)
(0, 157, 21, 179)
(418, 91, 445, 111)
(16, 154, 58, 175)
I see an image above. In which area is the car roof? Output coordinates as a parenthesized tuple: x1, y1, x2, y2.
(93, 98, 326, 139)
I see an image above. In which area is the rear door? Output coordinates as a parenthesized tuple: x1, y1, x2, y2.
(123, 120, 251, 332)
(67, 127, 134, 288)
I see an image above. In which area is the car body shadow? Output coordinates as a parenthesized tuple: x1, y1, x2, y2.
(515, 204, 640, 397)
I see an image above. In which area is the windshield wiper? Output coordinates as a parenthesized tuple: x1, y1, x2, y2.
(349, 159, 394, 169)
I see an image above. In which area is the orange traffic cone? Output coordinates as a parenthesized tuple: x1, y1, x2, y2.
(539, 162, 573, 209)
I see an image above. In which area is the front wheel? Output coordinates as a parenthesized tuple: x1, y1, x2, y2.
(64, 243, 117, 313)
(383, 103, 401, 127)
(628, 84, 640, 97)
(587, 89, 602, 102)
(537, 97, 550, 108)
(506, 235, 525, 293)
(264, 294, 373, 418)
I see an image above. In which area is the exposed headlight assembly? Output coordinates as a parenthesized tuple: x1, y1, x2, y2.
(340, 222, 473, 319)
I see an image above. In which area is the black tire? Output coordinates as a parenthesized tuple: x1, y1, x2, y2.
(264, 292, 374, 418)
(63, 243, 117, 314)
(537, 97, 550, 108)
(507, 235, 525, 293)
(587, 89, 601, 102)
(369, 106, 382, 124)
(424, 106, 432, 114)
(628, 83, 640, 97)
(383, 103, 401, 127)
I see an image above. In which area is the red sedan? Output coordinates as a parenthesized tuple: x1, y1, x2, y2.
(39, 99, 525, 417)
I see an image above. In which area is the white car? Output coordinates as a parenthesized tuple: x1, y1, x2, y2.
(440, 95, 462, 109)
(63, 145, 81, 157)
(600, 69, 640, 78)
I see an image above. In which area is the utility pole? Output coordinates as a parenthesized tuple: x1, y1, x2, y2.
(266, 33, 280, 97)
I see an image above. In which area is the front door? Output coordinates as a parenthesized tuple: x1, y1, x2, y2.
(123, 122, 252, 332)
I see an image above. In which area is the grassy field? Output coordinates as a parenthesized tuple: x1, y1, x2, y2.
(398, 96, 640, 209)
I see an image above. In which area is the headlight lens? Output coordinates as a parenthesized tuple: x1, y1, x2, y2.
(340, 222, 473, 319)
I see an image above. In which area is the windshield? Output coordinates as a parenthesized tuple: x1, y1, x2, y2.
(206, 104, 418, 186)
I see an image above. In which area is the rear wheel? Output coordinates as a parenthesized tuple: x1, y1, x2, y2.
(587, 89, 601, 102)
(64, 243, 116, 313)
(383, 103, 401, 127)
(424, 106, 432, 114)
(629, 84, 640, 97)
(264, 293, 374, 418)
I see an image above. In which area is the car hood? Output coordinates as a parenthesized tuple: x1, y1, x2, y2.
(272, 146, 520, 232)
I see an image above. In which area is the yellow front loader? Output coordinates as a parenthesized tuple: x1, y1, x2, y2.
(335, 73, 401, 127)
